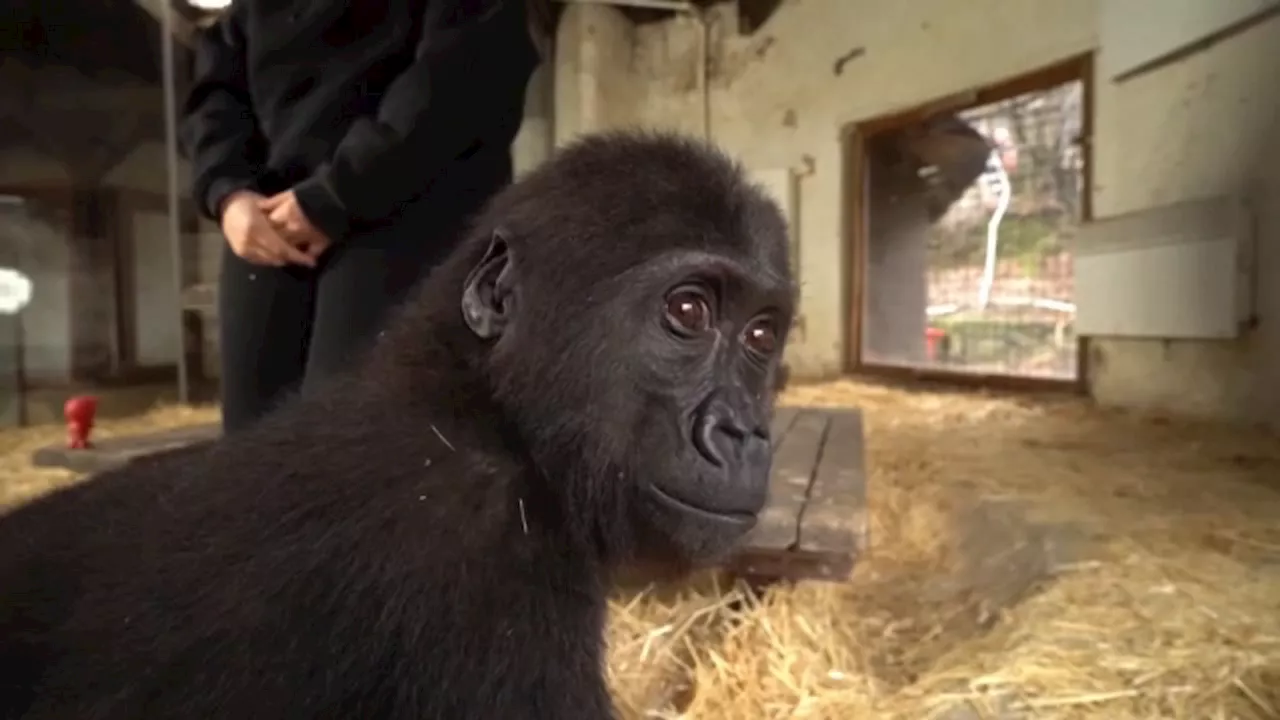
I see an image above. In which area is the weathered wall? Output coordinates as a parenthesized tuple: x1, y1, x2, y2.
(513, 61, 557, 178)
(554, 4, 646, 144)
(0, 120, 211, 380)
(1088, 14, 1280, 424)
(2, 145, 91, 380)
(552, 0, 1096, 377)
(0, 197, 71, 378)
(551, 1, 1280, 426)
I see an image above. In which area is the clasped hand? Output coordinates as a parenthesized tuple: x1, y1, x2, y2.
(220, 189, 332, 268)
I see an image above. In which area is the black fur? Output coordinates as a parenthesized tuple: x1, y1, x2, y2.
(0, 131, 795, 719)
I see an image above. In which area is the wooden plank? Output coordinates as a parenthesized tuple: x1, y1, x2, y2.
(751, 408, 824, 550)
(722, 406, 799, 580)
(728, 408, 829, 577)
(31, 423, 220, 475)
(794, 409, 867, 581)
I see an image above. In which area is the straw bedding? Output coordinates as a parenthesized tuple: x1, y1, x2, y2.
(1, 381, 1277, 719)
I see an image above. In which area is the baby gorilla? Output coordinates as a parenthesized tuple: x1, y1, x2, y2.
(0, 131, 795, 719)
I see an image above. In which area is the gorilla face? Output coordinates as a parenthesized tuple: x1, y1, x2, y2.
(457, 133, 795, 566)
(609, 249, 790, 561)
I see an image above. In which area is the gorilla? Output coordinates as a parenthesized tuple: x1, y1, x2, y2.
(0, 131, 796, 719)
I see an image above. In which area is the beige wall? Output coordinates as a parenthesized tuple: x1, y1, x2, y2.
(0, 128, 216, 380)
(553, 1, 1280, 426)
(1088, 15, 1280, 424)
(513, 61, 557, 178)
(0, 195, 71, 378)
(553, 0, 1095, 378)
(2, 145, 80, 379)
(554, 5, 647, 143)
(11, 3, 1275, 425)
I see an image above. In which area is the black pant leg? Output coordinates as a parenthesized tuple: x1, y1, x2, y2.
(301, 226, 442, 389)
(216, 244, 316, 433)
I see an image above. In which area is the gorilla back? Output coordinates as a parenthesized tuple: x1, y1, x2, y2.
(0, 131, 796, 719)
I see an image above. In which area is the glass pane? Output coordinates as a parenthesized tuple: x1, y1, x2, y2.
(860, 80, 1084, 381)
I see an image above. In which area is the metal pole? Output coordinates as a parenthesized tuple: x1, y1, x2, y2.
(160, 0, 190, 404)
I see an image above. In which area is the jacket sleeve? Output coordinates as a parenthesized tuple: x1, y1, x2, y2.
(180, 4, 265, 222)
(291, 0, 538, 242)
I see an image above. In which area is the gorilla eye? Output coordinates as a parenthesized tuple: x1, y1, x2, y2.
(664, 287, 713, 335)
(743, 317, 778, 357)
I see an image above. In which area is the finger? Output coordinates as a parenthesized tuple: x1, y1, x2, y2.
(274, 224, 315, 251)
(264, 233, 316, 267)
(254, 238, 287, 265)
(305, 240, 330, 260)
(229, 239, 261, 264)
(269, 209, 311, 242)
(245, 222, 295, 265)
(253, 219, 294, 248)
(267, 204, 291, 226)
(251, 237, 291, 266)
(258, 193, 288, 211)
(238, 245, 283, 267)
(293, 227, 323, 245)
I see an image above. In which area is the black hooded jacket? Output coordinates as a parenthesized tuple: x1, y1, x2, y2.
(181, 0, 539, 245)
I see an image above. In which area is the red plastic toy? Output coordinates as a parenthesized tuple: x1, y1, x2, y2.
(64, 395, 99, 450)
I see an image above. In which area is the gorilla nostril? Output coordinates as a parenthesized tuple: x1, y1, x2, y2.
(719, 422, 747, 442)
(693, 413, 750, 468)
(693, 413, 725, 467)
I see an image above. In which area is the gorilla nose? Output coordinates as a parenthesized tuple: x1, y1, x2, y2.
(692, 403, 767, 469)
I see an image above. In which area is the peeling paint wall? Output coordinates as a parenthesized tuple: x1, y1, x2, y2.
(551, 1, 1280, 426)
(512, 61, 556, 178)
(0, 141, 181, 381)
(552, 0, 1095, 378)
(1088, 15, 1280, 424)
(553, 3, 646, 144)
(0, 81, 216, 381)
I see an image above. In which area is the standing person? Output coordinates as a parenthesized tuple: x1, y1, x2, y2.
(181, 0, 540, 433)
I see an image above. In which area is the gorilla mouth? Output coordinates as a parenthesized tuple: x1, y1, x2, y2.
(646, 483, 757, 526)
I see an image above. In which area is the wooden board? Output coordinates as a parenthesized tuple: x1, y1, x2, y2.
(795, 409, 867, 580)
(729, 408, 823, 572)
(31, 424, 220, 475)
(32, 406, 869, 583)
(726, 406, 868, 583)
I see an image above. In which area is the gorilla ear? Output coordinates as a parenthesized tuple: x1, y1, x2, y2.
(461, 228, 517, 340)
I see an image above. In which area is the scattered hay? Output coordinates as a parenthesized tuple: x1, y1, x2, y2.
(3, 383, 1279, 719)
(605, 381, 1280, 719)
(0, 404, 217, 508)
